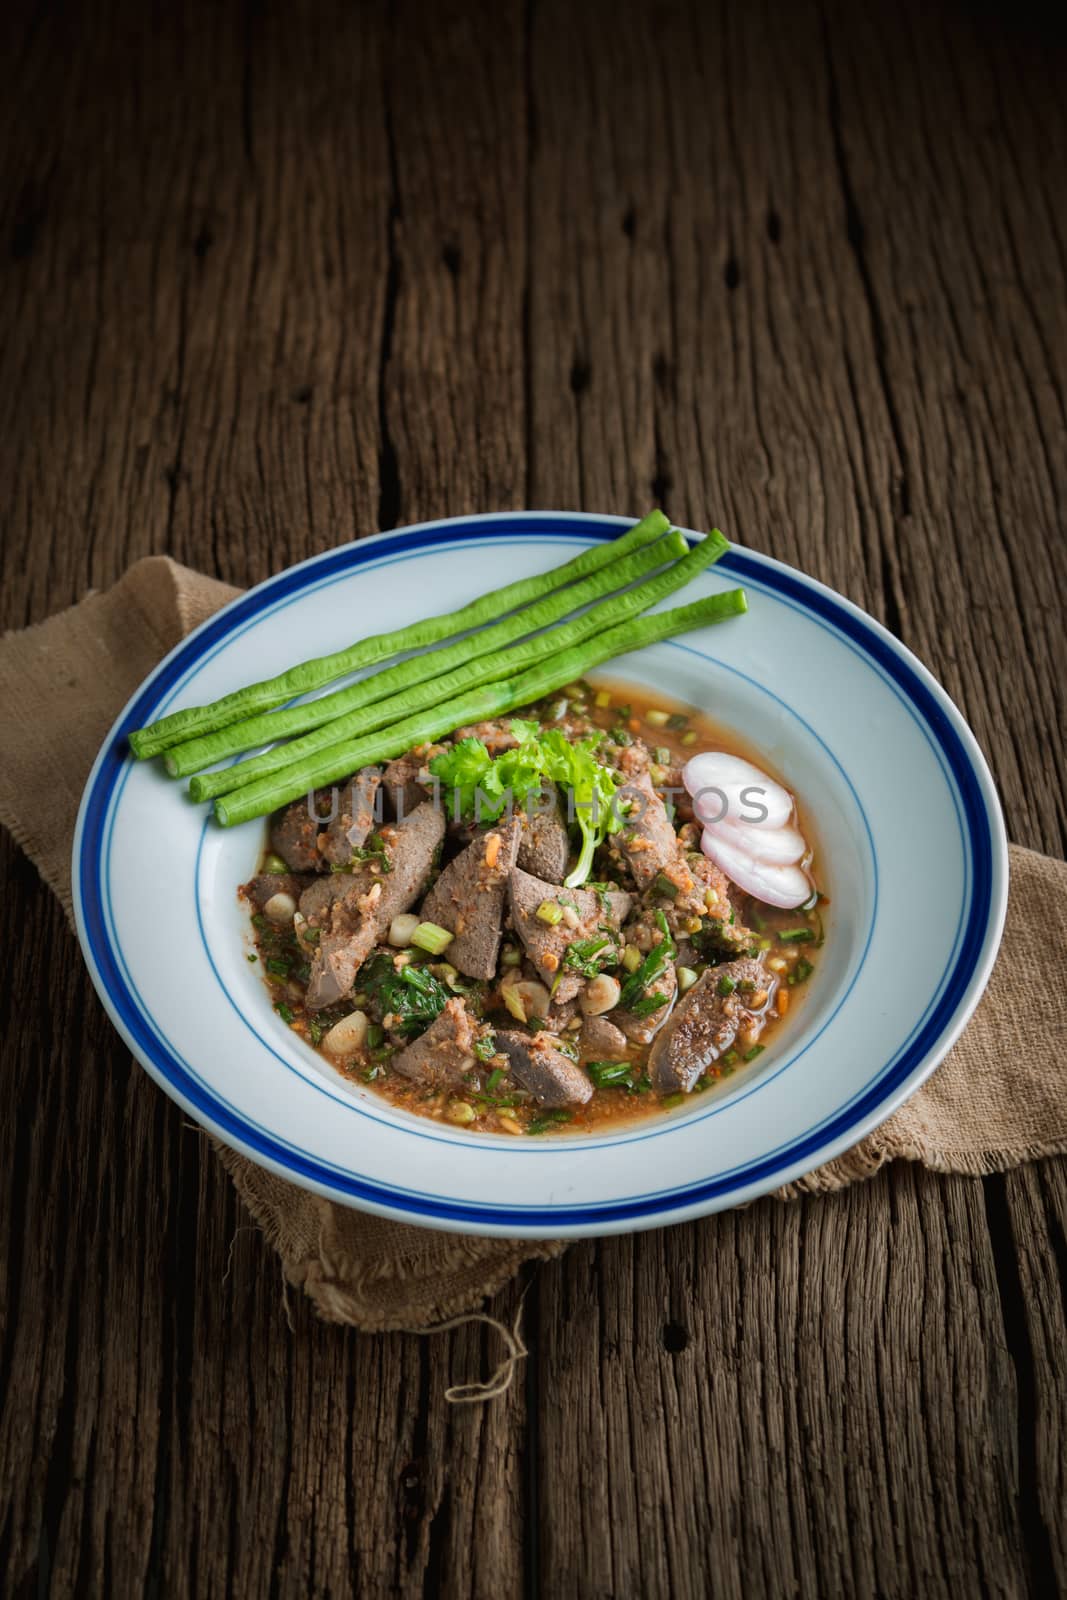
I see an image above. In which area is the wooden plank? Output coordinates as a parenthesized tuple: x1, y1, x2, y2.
(996, 1161, 1067, 1594)
(382, 0, 529, 524)
(536, 1167, 1024, 1599)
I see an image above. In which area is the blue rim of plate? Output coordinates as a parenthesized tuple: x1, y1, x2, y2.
(72, 513, 1007, 1233)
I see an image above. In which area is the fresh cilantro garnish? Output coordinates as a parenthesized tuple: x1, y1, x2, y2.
(429, 725, 623, 887)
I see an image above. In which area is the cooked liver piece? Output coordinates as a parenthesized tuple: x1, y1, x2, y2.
(378, 801, 446, 907)
(318, 767, 382, 866)
(579, 1016, 630, 1059)
(391, 998, 477, 1088)
(516, 781, 570, 883)
(507, 867, 632, 1003)
(270, 798, 322, 871)
(242, 872, 310, 909)
(419, 820, 521, 980)
(647, 957, 776, 1092)
(613, 959, 678, 1045)
(298, 873, 354, 923)
(304, 802, 445, 1009)
(611, 770, 681, 890)
(382, 753, 429, 819)
(494, 1031, 594, 1107)
(307, 912, 380, 1010)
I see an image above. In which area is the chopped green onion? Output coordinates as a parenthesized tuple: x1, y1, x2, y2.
(473, 1034, 498, 1062)
(666, 713, 688, 730)
(610, 726, 633, 746)
(246, 953, 258, 963)
(528, 1109, 574, 1134)
(743, 1043, 765, 1062)
(652, 872, 679, 900)
(502, 986, 527, 1023)
(618, 911, 677, 1011)
(501, 944, 522, 967)
(536, 898, 563, 925)
(653, 746, 671, 765)
(366, 1023, 384, 1049)
(410, 921, 455, 955)
(274, 1001, 295, 1023)
(586, 1060, 635, 1089)
(563, 934, 613, 978)
(780, 927, 815, 944)
(660, 1092, 684, 1108)
(717, 974, 736, 997)
(721, 1049, 738, 1066)
(791, 957, 814, 984)
(266, 957, 290, 977)
(486, 1066, 506, 1092)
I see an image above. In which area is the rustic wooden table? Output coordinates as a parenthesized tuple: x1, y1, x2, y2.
(2, 1, 1065, 1595)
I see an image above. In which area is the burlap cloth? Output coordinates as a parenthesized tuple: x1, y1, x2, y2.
(2, 557, 1065, 1335)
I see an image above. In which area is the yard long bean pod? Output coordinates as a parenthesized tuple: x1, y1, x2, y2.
(128, 510, 670, 760)
(188, 528, 728, 800)
(213, 588, 747, 827)
(169, 524, 692, 780)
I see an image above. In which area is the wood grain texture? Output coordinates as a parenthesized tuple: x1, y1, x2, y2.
(1, 0, 1064, 1596)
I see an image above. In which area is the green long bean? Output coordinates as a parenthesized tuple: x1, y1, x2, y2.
(213, 588, 747, 827)
(167, 525, 688, 779)
(186, 528, 727, 798)
(129, 510, 670, 760)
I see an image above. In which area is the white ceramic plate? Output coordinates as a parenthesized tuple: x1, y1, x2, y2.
(72, 514, 1008, 1237)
